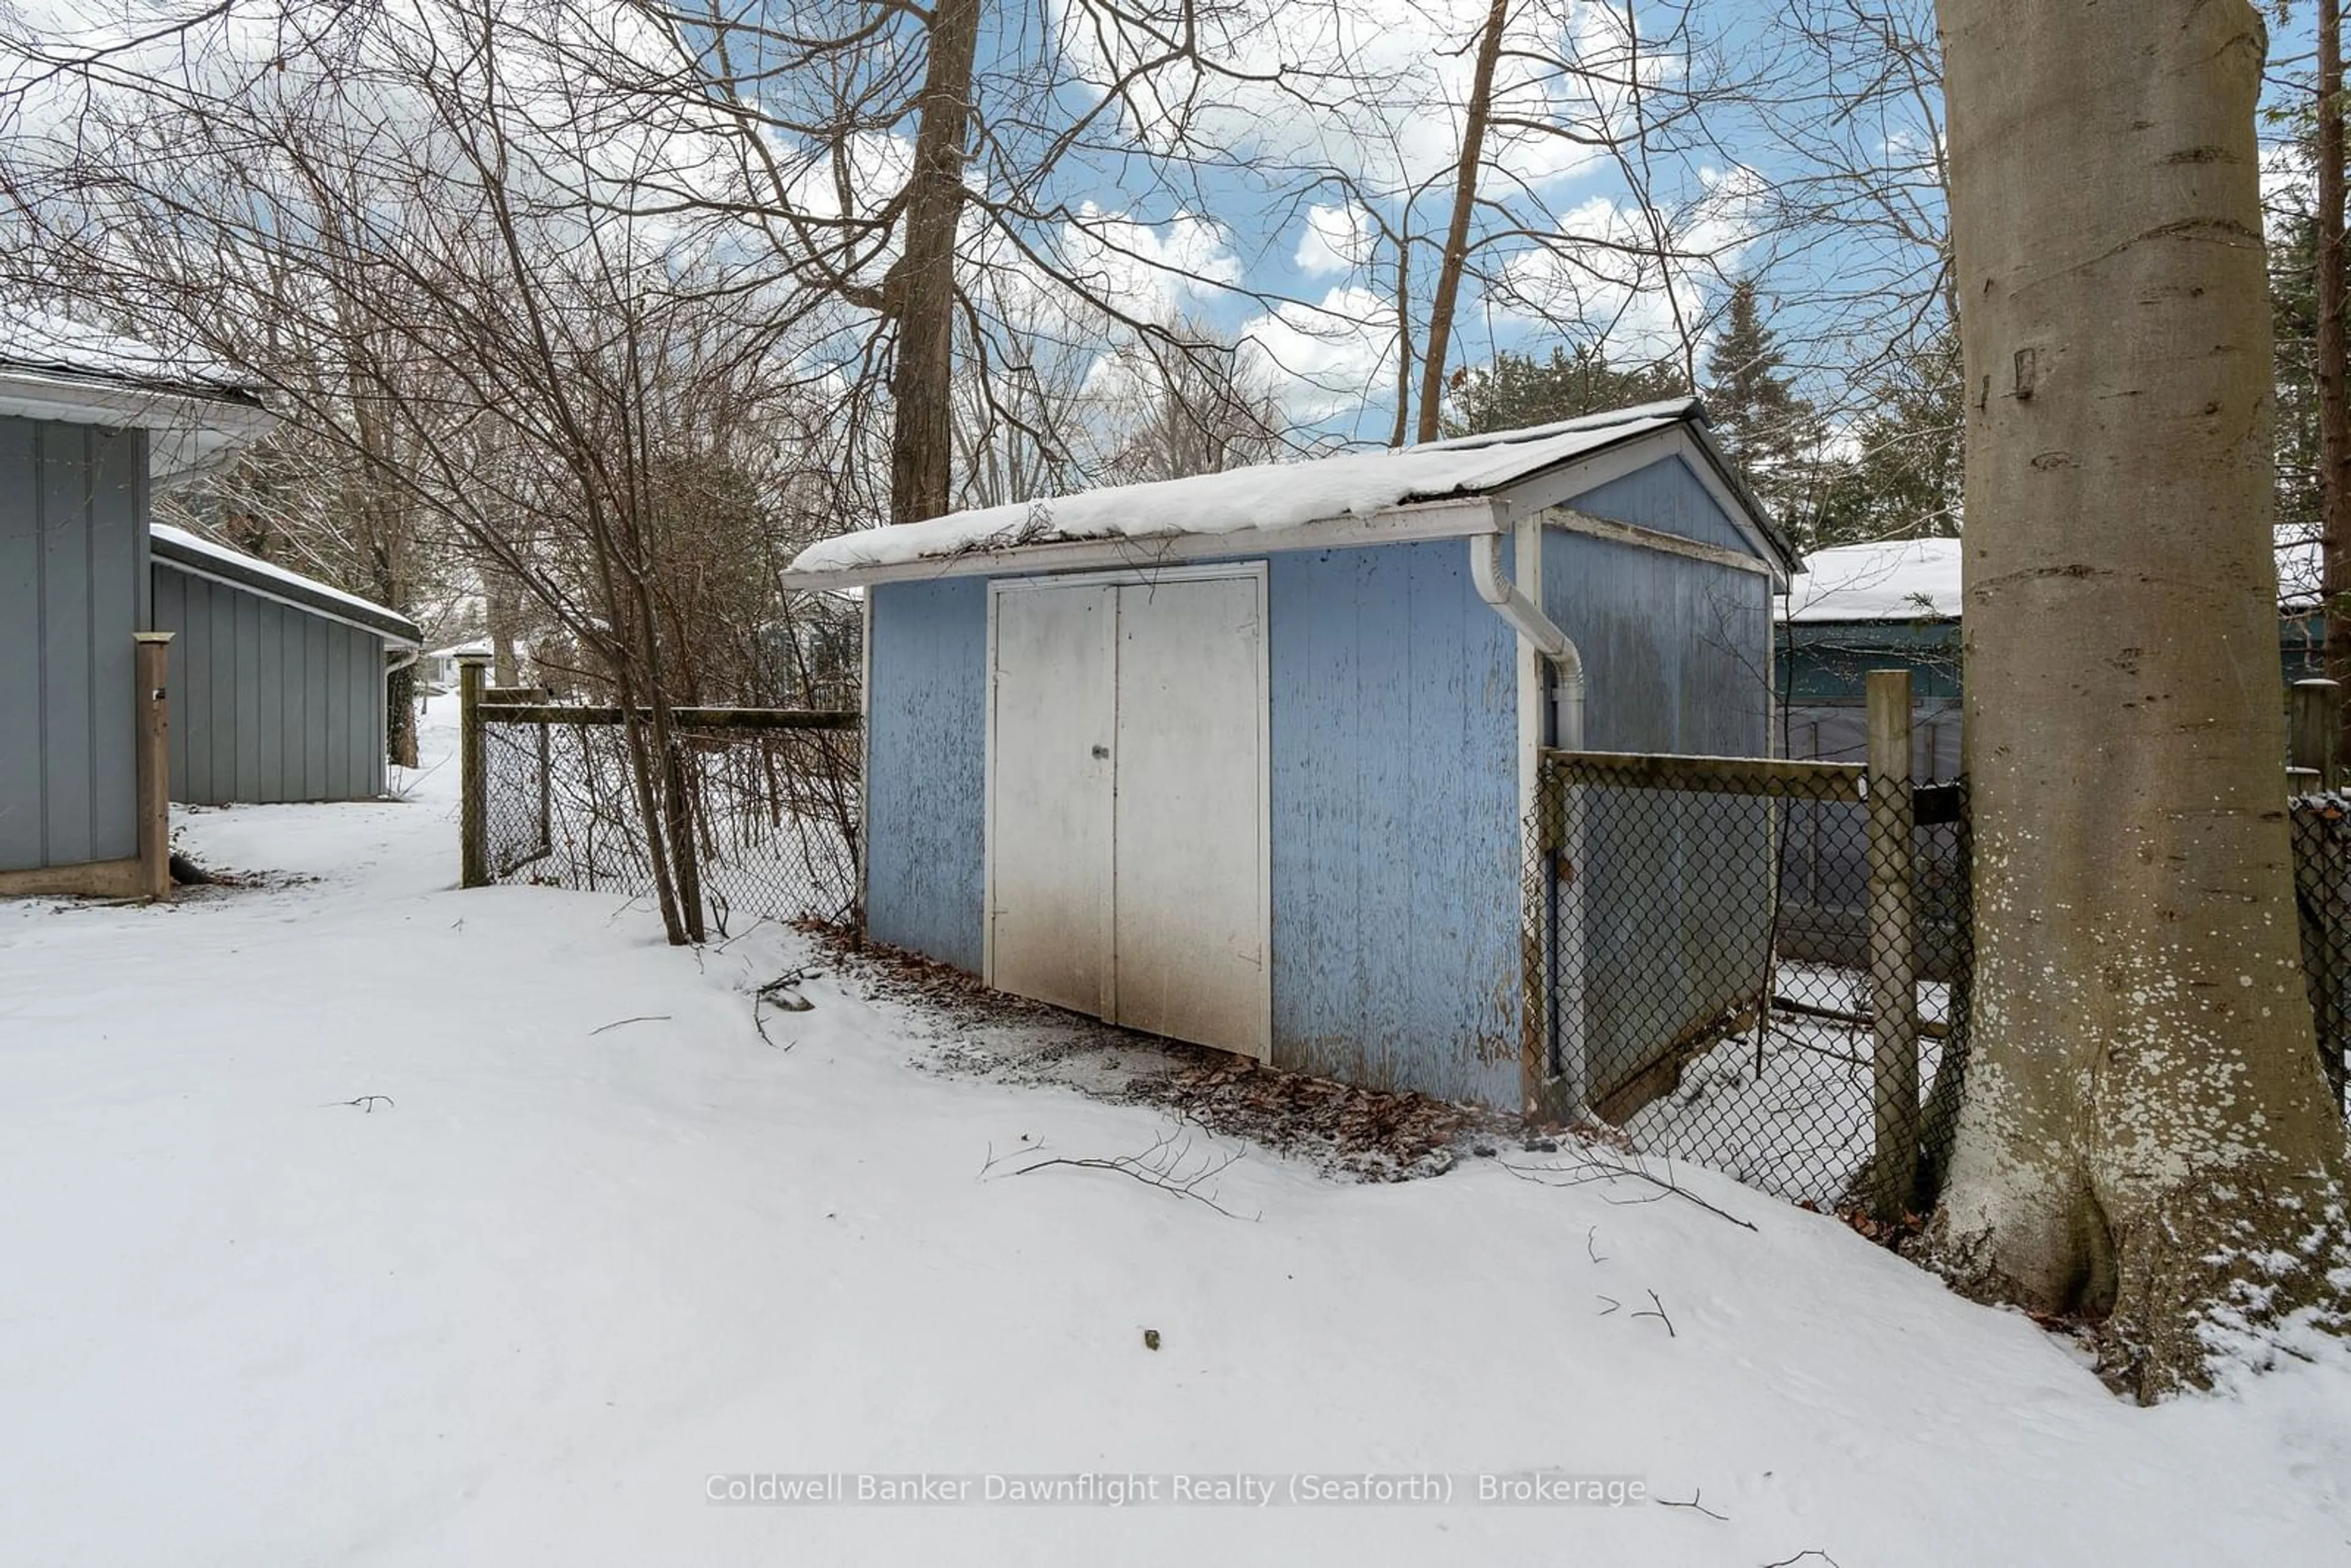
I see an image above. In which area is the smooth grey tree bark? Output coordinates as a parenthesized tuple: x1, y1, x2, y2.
(1932, 0, 2350, 1399)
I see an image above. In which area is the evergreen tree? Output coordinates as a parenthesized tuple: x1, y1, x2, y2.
(1441, 343, 1687, 438)
(1703, 279, 1828, 544)
(2271, 197, 2325, 601)
(1813, 329, 1965, 547)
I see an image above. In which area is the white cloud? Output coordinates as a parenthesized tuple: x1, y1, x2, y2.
(1486, 163, 1768, 358)
(1293, 202, 1374, 277)
(1049, 206, 1243, 324)
(1051, 0, 1670, 195)
(1237, 284, 1393, 421)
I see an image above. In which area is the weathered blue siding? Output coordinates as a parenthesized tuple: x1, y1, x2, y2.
(861, 544, 1524, 1103)
(1267, 541, 1523, 1103)
(0, 416, 146, 874)
(858, 453, 1779, 1111)
(1566, 454, 1753, 557)
(864, 577, 988, 970)
(152, 562, 391, 805)
(1542, 528, 1772, 754)
(1540, 510, 1777, 1114)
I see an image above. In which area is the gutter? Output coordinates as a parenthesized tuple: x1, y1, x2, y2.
(0, 364, 276, 484)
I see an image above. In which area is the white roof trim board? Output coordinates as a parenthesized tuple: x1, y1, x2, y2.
(150, 524, 423, 647)
(0, 310, 272, 480)
(1782, 538, 1962, 625)
(782, 399, 1790, 589)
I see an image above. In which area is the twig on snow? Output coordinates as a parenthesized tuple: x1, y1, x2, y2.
(334, 1095, 394, 1112)
(1597, 1295, 1622, 1316)
(1586, 1225, 1607, 1264)
(1761, 1553, 1841, 1568)
(716, 917, 776, 952)
(1632, 1289, 1677, 1337)
(1656, 1488, 1726, 1521)
(590, 1015, 670, 1035)
(1498, 1144, 1759, 1232)
(983, 1123, 1260, 1221)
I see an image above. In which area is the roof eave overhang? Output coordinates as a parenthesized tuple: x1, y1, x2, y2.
(776, 496, 1511, 591)
(1779, 613, 1961, 632)
(1678, 418, 1802, 577)
(151, 536, 422, 647)
(0, 366, 274, 481)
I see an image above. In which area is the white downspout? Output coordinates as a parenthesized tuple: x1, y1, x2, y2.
(1469, 525, 1590, 1122)
(1469, 528, 1584, 749)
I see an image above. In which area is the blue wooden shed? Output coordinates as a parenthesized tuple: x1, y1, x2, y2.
(781, 400, 1796, 1111)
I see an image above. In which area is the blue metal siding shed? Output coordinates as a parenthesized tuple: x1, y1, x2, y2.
(1267, 542, 1523, 1101)
(148, 534, 416, 806)
(0, 416, 148, 875)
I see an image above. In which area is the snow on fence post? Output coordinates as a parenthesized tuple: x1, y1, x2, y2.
(2290, 679, 2342, 792)
(1864, 669, 1919, 1222)
(133, 632, 174, 902)
(459, 655, 492, 889)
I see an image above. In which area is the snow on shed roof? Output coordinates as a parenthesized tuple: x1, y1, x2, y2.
(151, 523, 422, 647)
(0, 310, 272, 479)
(787, 399, 1755, 582)
(0, 311, 257, 396)
(1785, 534, 2324, 623)
(1783, 537, 1960, 624)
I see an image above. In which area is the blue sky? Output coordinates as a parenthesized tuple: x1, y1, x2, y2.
(922, 0, 2327, 444)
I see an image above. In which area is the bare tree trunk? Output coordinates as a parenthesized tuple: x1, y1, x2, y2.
(1932, 0, 2349, 1399)
(484, 566, 524, 688)
(2322, 0, 2351, 756)
(1415, 0, 1508, 445)
(1390, 234, 1414, 449)
(887, 0, 982, 523)
(386, 661, 419, 768)
(364, 530, 420, 767)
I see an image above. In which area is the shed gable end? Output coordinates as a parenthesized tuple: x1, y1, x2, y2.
(1562, 452, 1762, 561)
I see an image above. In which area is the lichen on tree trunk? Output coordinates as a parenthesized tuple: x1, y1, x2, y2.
(1932, 0, 2351, 1400)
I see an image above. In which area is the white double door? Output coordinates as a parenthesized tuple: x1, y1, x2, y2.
(985, 566, 1271, 1059)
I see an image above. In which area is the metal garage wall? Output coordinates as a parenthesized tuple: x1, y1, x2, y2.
(0, 415, 146, 874)
(152, 564, 388, 805)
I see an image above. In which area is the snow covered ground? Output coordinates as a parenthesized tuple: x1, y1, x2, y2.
(4, 702, 2350, 1566)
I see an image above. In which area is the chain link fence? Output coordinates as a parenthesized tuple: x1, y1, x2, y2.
(2291, 791, 2351, 1109)
(474, 699, 860, 940)
(1528, 750, 1970, 1214)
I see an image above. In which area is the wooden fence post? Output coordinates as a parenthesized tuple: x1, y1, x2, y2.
(1865, 669, 1919, 1221)
(2292, 678, 2342, 791)
(459, 654, 490, 888)
(133, 632, 174, 901)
